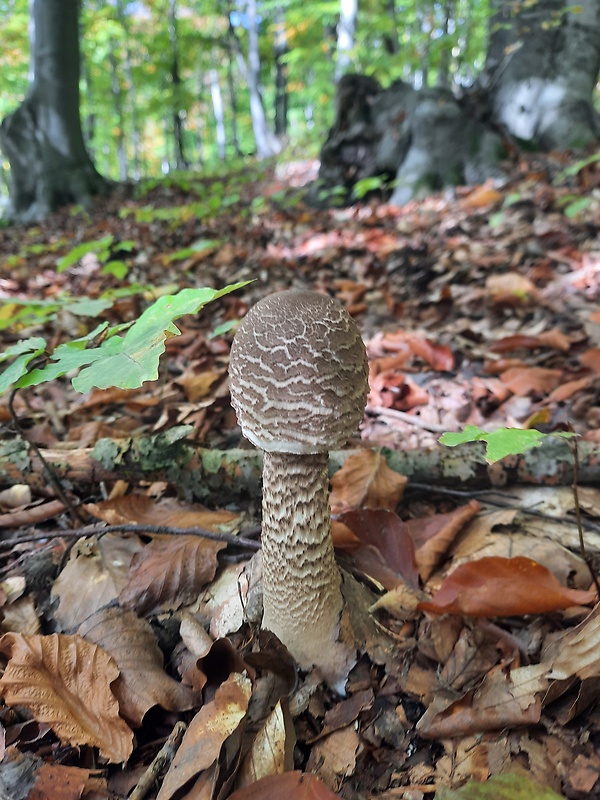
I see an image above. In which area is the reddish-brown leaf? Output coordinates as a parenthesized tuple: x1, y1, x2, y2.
(119, 534, 226, 615)
(418, 556, 597, 617)
(0, 633, 133, 763)
(499, 367, 563, 397)
(406, 334, 455, 371)
(330, 450, 407, 514)
(228, 772, 342, 800)
(460, 185, 503, 209)
(580, 348, 600, 374)
(408, 501, 481, 582)
(336, 509, 419, 589)
(490, 330, 572, 353)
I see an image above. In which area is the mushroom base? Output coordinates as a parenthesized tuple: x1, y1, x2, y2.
(261, 450, 356, 687)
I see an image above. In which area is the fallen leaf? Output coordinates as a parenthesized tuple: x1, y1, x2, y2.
(86, 495, 239, 532)
(417, 663, 548, 738)
(330, 450, 407, 513)
(157, 672, 252, 800)
(409, 501, 481, 582)
(486, 273, 537, 305)
(490, 330, 572, 353)
(78, 607, 197, 726)
(579, 348, 600, 374)
(460, 185, 503, 209)
(499, 367, 563, 397)
(237, 700, 295, 787)
(0, 633, 133, 763)
(336, 508, 419, 589)
(119, 534, 226, 616)
(418, 556, 597, 617)
(228, 771, 342, 800)
(51, 534, 143, 631)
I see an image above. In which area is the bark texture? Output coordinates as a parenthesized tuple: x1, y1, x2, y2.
(484, 0, 600, 150)
(261, 451, 354, 684)
(0, 0, 107, 223)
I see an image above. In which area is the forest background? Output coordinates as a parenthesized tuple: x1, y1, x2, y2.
(0, 0, 489, 195)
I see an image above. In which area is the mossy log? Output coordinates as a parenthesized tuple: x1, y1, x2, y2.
(1, 426, 598, 504)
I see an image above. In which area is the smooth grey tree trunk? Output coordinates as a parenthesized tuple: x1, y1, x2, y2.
(229, 0, 281, 158)
(273, 6, 288, 136)
(209, 69, 227, 161)
(115, 0, 141, 180)
(109, 42, 128, 181)
(484, 0, 600, 149)
(336, 0, 358, 81)
(0, 0, 107, 223)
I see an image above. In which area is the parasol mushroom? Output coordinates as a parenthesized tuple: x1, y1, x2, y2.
(228, 289, 369, 687)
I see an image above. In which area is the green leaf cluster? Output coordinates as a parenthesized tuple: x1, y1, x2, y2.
(0, 283, 247, 396)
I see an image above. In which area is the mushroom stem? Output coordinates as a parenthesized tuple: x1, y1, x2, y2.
(261, 450, 345, 672)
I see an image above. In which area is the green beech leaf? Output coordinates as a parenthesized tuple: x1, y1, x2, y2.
(440, 425, 575, 463)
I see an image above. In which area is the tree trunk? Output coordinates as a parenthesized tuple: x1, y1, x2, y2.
(336, 0, 358, 81)
(229, 0, 281, 158)
(312, 0, 600, 206)
(273, 6, 288, 137)
(169, 0, 188, 170)
(484, 0, 600, 149)
(109, 42, 128, 181)
(209, 69, 227, 161)
(115, 0, 141, 180)
(0, 0, 108, 223)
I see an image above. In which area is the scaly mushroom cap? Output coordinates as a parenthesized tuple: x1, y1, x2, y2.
(229, 290, 369, 454)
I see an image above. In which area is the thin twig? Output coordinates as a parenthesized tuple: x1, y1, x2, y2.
(0, 522, 261, 550)
(407, 481, 600, 534)
(368, 405, 448, 433)
(129, 721, 187, 800)
(8, 389, 87, 525)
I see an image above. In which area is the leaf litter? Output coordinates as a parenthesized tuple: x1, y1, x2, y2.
(0, 155, 599, 797)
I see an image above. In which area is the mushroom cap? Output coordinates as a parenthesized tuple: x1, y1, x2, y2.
(229, 290, 369, 454)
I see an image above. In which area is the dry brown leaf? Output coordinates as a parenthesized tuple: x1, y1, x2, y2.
(460, 185, 503, 209)
(176, 369, 224, 402)
(579, 348, 600, 374)
(86, 495, 240, 532)
(0, 632, 133, 763)
(306, 726, 360, 791)
(0, 747, 104, 800)
(330, 450, 407, 514)
(419, 556, 597, 617)
(78, 607, 197, 727)
(52, 534, 143, 631)
(119, 534, 226, 616)
(228, 772, 343, 800)
(417, 663, 548, 738)
(499, 366, 563, 397)
(548, 375, 593, 402)
(237, 700, 295, 787)
(410, 500, 481, 582)
(544, 603, 600, 681)
(486, 272, 537, 305)
(157, 672, 252, 800)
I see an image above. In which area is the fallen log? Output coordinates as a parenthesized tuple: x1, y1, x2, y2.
(1, 426, 598, 503)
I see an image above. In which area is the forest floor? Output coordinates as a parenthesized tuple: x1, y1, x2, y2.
(0, 151, 599, 800)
